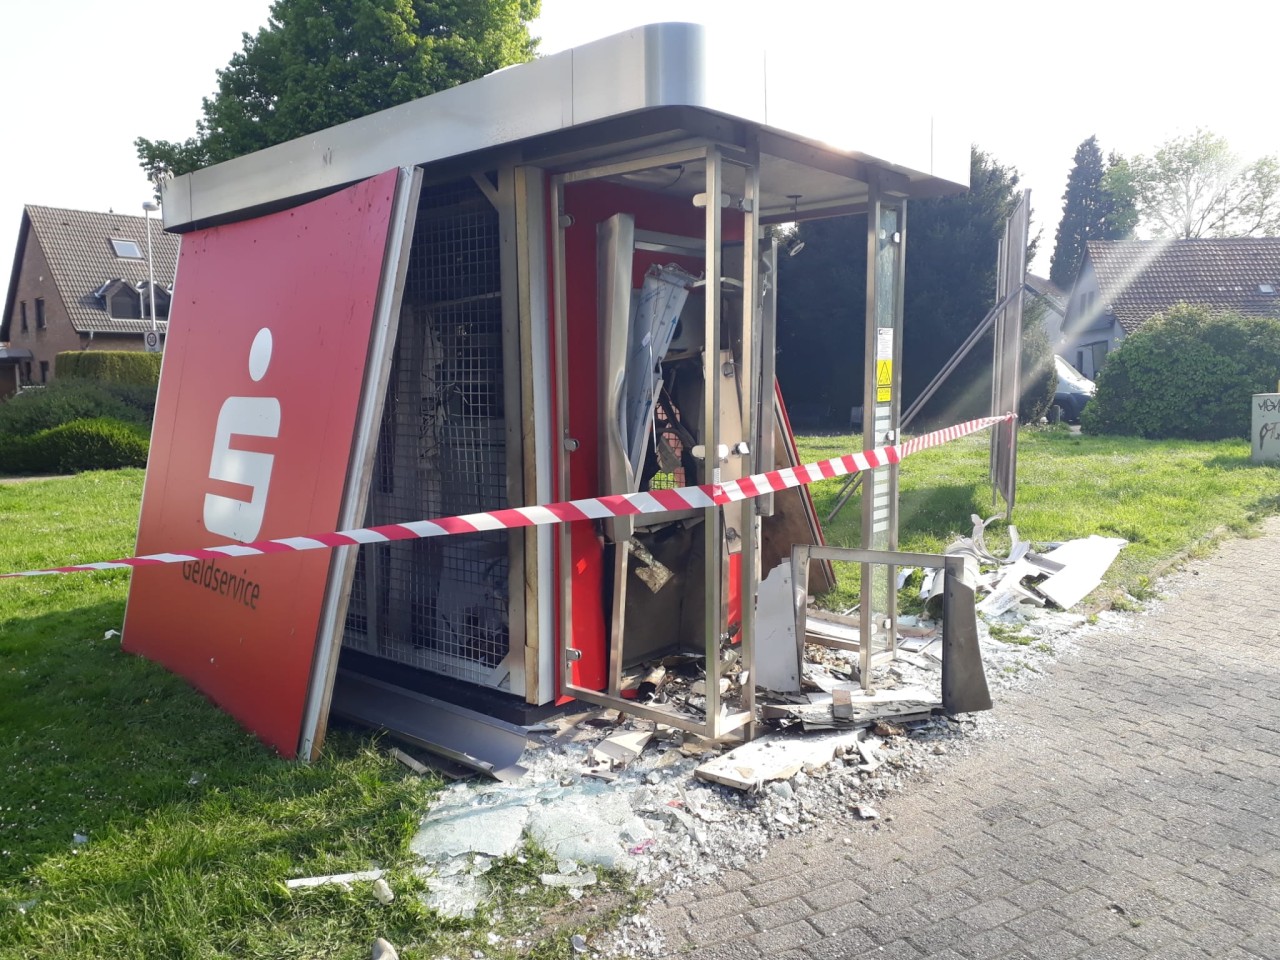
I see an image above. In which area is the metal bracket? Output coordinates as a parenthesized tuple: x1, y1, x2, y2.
(790, 545, 992, 714)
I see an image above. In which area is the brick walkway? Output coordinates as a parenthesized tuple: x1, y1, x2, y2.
(652, 517, 1280, 960)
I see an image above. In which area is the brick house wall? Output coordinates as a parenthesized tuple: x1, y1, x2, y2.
(5, 229, 150, 387)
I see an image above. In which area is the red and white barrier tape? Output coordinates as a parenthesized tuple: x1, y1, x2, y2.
(0, 414, 1015, 580)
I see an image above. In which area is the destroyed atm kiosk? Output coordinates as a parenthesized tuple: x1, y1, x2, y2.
(122, 23, 971, 765)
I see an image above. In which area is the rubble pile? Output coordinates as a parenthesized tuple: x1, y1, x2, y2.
(400, 521, 1132, 955)
(407, 600, 1088, 916)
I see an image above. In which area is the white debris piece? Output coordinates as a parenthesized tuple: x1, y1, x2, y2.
(286, 869, 384, 890)
(1036, 536, 1127, 609)
(694, 729, 865, 791)
(591, 730, 653, 767)
(755, 562, 802, 693)
(540, 869, 598, 888)
(976, 559, 1042, 615)
(390, 748, 431, 776)
(372, 877, 395, 904)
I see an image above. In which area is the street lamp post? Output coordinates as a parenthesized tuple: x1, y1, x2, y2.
(142, 200, 159, 346)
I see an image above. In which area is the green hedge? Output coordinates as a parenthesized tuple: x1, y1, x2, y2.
(57, 350, 161, 386)
(0, 378, 154, 436)
(0, 417, 149, 475)
(1081, 303, 1280, 440)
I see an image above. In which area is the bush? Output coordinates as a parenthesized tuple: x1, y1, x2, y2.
(0, 378, 153, 437)
(56, 350, 161, 386)
(1080, 303, 1280, 440)
(0, 418, 149, 474)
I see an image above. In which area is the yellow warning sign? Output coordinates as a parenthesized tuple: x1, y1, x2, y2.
(876, 359, 893, 403)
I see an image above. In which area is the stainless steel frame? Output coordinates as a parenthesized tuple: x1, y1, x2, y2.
(790, 545, 992, 715)
(515, 165, 555, 704)
(161, 25, 966, 233)
(550, 143, 764, 739)
(858, 182, 908, 689)
(301, 165, 422, 759)
(990, 191, 1030, 516)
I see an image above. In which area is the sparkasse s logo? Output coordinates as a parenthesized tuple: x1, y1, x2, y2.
(203, 327, 281, 542)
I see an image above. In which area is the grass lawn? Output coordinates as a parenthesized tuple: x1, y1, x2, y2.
(0, 472, 632, 960)
(0, 430, 1276, 957)
(797, 425, 1280, 611)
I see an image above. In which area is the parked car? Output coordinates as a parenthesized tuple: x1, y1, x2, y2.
(1052, 355, 1095, 423)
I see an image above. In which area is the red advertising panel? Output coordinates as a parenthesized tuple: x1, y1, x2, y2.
(123, 171, 399, 757)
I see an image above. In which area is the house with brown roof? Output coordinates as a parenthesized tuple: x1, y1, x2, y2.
(1, 205, 180, 396)
(1060, 238, 1280, 378)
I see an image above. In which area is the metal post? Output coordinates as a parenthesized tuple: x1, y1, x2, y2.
(703, 147, 725, 733)
(860, 181, 905, 689)
(142, 200, 159, 335)
(738, 151, 760, 738)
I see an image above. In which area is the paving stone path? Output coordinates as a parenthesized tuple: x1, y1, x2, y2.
(651, 517, 1280, 959)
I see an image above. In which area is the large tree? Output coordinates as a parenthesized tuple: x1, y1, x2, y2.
(136, 0, 540, 183)
(776, 148, 1051, 428)
(1049, 136, 1136, 289)
(1132, 129, 1280, 239)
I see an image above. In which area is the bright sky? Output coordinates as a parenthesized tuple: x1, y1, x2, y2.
(3, 0, 1277, 288)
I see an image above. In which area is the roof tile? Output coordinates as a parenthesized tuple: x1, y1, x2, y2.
(25, 204, 181, 335)
(1086, 238, 1280, 332)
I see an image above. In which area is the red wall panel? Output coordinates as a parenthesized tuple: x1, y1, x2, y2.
(122, 171, 398, 757)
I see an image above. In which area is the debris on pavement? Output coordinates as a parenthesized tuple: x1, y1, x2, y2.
(384, 515, 1127, 953)
(694, 729, 866, 791)
(591, 730, 654, 768)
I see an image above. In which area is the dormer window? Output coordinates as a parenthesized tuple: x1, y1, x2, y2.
(109, 238, 144, 259)
(1260, 283, 1276, 294)
(96, 278, 143, 319)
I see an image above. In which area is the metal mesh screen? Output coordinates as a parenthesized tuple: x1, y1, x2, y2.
(342, 177, 511, 687)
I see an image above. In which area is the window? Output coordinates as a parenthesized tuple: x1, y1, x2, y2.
(19, 301, 27, 333)
(22, 361, 31, 383)
(35, 298, 45, 329)
(1079, 340, 1109, 378)
(110, 238, 144, 259)
(39, 361, 49, 384)
(109, 287, 142, 320)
